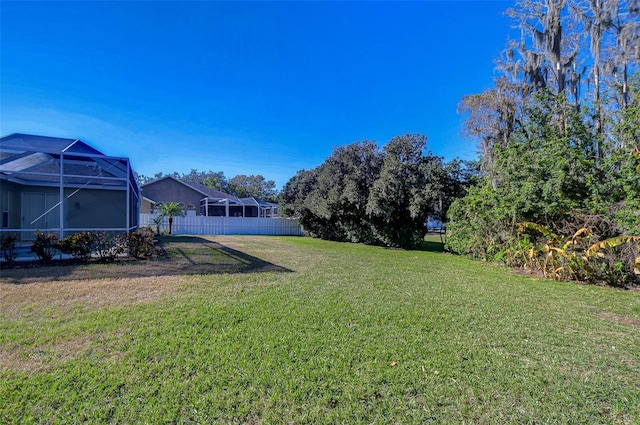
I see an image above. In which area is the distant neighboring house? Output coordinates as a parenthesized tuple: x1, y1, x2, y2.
(426, 216, 444, 230)
(140, 176, 278, 218)
(140, 196, 156, 214)
(0, 133, 140, 240)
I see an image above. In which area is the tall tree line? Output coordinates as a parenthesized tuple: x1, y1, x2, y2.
(460, 0, 638, 163)
(450, 0, 640, 286)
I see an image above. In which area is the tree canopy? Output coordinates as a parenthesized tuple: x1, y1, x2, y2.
(280, 134, 466, 248)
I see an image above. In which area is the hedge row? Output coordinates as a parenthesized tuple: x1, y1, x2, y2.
(0, 227, 156, 265)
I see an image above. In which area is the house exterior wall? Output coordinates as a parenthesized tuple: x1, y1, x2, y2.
(140, 198, 154, 214)
(128, 187, 140, 230)
(229, 206, 243, 217)
(65, 188, 126, 229)
(141, 178, 203, 211)
(1, 181, 129, 239)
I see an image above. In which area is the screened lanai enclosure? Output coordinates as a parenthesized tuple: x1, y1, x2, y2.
(200, 196, 279, 218)
(0, 133, 140, 241)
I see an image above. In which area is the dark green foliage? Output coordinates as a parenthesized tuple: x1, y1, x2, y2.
(436, 159, 480, 223)
(449, 2, 639, 286)
(366, 135, 439, 248)
(30, 231, 59, 263)
(280, 168, 323, 235)
(281, 141, 383, 243)
(606, 78, 640, 236)
(228, 174, 278, 202)
(312, 141, 382, 244)
(123, 227, 155, 259)
(22, 230, 154, 265)
(450, 81, 640, 286)
(445, 185, 512, 259)
(491, 91, 599, 228)
(281, 135, 452, 248)
(58, 232, 96, 260)
(0, 233, 18, 265)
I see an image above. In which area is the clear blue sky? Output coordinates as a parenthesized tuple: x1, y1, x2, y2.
(1, 1, 512, 189)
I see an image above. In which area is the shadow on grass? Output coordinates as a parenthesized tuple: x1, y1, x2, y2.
(416, 240, 445, 253)
(0, 235, 292, 284)
(414, 232, 446, 253)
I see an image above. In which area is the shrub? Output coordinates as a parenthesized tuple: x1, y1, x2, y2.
(58, 232, 96, 260)
(122, 227, 155, 259)
(56, 231, 126, 262)
(0, 233, 18, 266)
(511, 222, 640, 287)
(30, 231, 59, 263)
(93, 232, 123, 262)
(151, 215, 165, 235)
(445, 185, 513, 259)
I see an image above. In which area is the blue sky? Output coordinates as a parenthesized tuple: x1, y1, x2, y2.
(1, 1, 512, 188)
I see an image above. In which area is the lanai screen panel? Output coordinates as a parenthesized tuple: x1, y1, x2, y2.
(0, 134, 140, 238)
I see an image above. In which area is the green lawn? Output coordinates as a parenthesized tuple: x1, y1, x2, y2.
(1, 235, 639, 423)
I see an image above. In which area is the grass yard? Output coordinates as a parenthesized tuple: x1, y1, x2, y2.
(1, 235, 639, 423)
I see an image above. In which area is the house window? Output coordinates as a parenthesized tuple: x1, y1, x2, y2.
(2, 211, 8, 228)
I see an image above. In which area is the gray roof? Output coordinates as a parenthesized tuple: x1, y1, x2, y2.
(240, 197, 260, 206)
(1, 133, 104, 156)
(240, 197, 278, 208)
(184, 181, 241, 202)
(0, 133, 138, 194)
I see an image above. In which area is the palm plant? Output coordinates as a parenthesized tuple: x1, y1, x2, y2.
(151, 215, 165, 235)
(157, 202, 185, 235)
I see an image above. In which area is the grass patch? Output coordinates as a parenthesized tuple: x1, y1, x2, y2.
(1, 235, 639, 423)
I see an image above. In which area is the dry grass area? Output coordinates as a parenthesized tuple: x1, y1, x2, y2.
(0, 235, 291, 285)
(0, 275, 186, 317)
(0, 234, 340, 397)
(594, 311, 640, 327)
(2, 334, 110, 375)
(0, 235, 292, 378)
(0, 235, 292, 317)
(0, 275, 181, 375)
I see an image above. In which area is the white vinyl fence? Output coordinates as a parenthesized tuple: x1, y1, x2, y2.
(140, 214, 304, 236)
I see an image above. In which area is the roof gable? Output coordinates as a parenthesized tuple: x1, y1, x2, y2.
(142, 176, 240, 201)
(184, 181, 240, 201)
